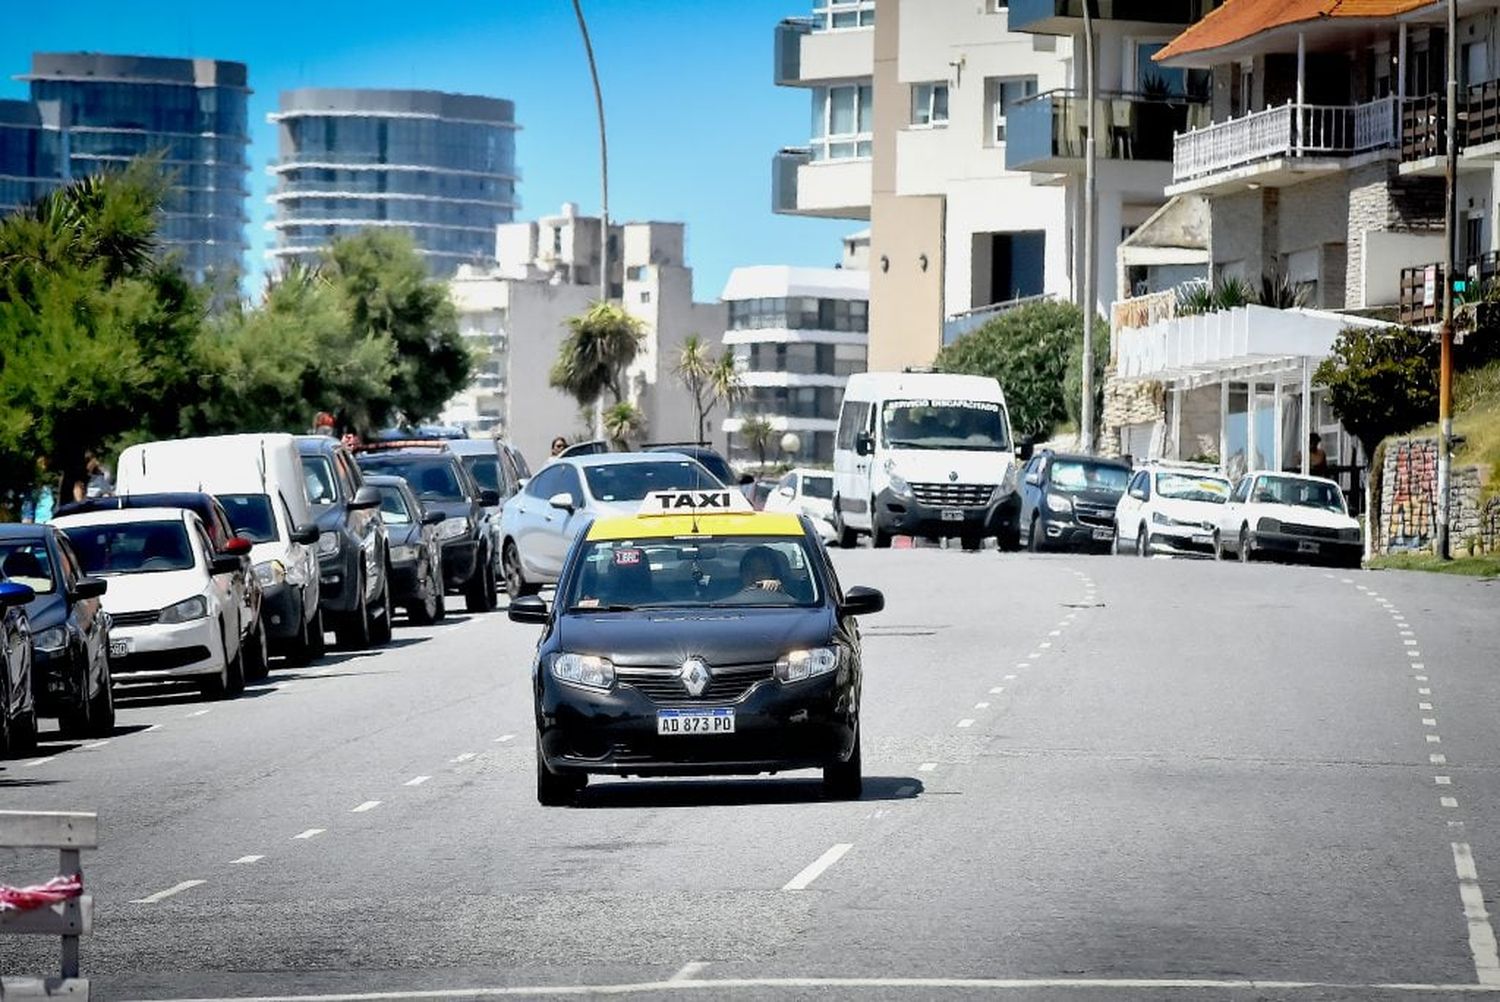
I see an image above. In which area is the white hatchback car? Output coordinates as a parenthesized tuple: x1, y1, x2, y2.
(1113, 465, 1233, 557)
(52, 508, 249, 698)
(498, 452, 722, 597)
(1214, 471, 1363, 567)
(762, 468, 837, 542)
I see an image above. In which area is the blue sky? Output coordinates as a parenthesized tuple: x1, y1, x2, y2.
(2, 0, 852, 300)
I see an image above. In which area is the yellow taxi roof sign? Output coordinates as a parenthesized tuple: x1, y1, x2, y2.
(639, 489, 754, 515)
(588, 511, 805, 540)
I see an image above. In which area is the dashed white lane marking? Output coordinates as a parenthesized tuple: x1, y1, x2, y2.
(450, 752, 477, 763)
(990, 686, 1006, 694)
(1421, 703, 1435, 711)
(132, 879, 205, 904)
(917, 762, 937, 772)
(1424, 718, 1439, 727)
(1404, 640, 1420, 647)
(1400, 630, 1415, 637)
(22, 756, 55, 767)
(1438, 777, 1454, 786)
(404, 775, 431, 786)
(494, 734, 515, 743)
(1027, 652, 1043, 659)
(82, 739, 111, 750)
(1453, 842, 1500, 985)
(292, 828, 326, 840)
(1414, 664, 1427, 672)
(1049, 629, 1062, 637)
(1409, 651, 1424, 659)
(1039, 642, 1053, 649)
(1443, 797, 1461, 809)
(1428, 735, 1444, 744)
(352, 800, 381, 813)
(957, 718, 975, 728)
(231, 855, 264, 865)
(783, 843, 853, 891)
(186, 708, 211, 718)
(1416, 675, 1430, 681)
(668, 962, 709, 984)
(1004, 674, 1017, 680)
(974, 702, 990, 710)
(1433, 754, 1449, 765)
(1419, 688, 1433, 695)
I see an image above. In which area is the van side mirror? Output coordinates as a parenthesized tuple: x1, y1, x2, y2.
(855, 432, 874, 457)
(71, 577, 108, 601)
(508, 594, 549, 624)
(1024, 471, 1042, 486)
(1018, 440, 1035, 462)
(292, 524, 320, 545)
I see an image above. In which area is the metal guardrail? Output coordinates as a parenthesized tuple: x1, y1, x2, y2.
(1, 809, 96, 998)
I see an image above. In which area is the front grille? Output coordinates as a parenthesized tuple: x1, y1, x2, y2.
(111, 609, 159, 628)
(1073, 502, 1116, 528)
(617, 663, 775, 706)
(910, 482, 994, 508)
(1280, 522, 1340, 540)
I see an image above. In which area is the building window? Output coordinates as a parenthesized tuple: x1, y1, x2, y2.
(911, 83, 950, 127)
(811, 84, 874, 160)
(1464, 212, 1485, 263)
(551, 227, 562, 255)
(640, 289, 652, 304)
(985, 76, 1038, 144)
(813, 0, 874, 30)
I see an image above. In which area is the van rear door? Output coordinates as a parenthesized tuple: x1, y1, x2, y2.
(834, 398, 874, 531)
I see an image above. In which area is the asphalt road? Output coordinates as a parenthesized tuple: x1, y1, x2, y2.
(3, 550, 1500, 1001)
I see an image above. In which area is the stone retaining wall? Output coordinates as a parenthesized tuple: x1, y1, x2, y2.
(1377, 437, 1495, 555)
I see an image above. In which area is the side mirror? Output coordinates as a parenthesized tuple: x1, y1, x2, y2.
(508, 594, 549, 624)
(777, 486, 795, 498)
(210, 554, 242, 575)
(421, 510, 446, 526)
(479, 488, 502, 507)
(349, 485, 381, 511)
(1018, 440, 1035, 462)
(1024, 471, 1042, 486)
(0, 580, 36, 608)
(71, 576, 108, 601)
(839, 585, 884, 617)
(738, 472, 755, 486)
(292, 524, 320, 545)
(1129, 487, 1148, 501)
(855, 432, 875, 457)
(222, 536, 253, 556)
(516, 476, 530, 490)
(548, 492, 576, 514)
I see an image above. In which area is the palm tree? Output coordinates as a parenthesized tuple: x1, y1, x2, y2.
(707, 350, 744, 432)
(603, 401, 646, 450)
(550, 302, 647, 415)
(740, 416, 775, 470)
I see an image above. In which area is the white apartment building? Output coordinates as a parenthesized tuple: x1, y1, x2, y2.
(443, 203, 726, 465)
(719, 264, 870, 466)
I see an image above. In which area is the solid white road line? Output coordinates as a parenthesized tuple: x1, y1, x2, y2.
(404, 775, 431, 786)
(494, 734, 515, 743)
(450, 752, 477, 763)
(1453, 842, 1500, 985)
(132, 879, 205, 904)
(667, 962, 708, 984)
(917, 762, 937, 772)
(22, 756, 55, 767)
(292, 828, 326, 840)
(186, 708, 211, 718)
(783, 843, 853, 891)
(957, 719, 975, 728)
(82, 739, 111, 750)
(352, 801, 381, 813)
(141, 723, 161, 733)
(231, 855, 265, 865)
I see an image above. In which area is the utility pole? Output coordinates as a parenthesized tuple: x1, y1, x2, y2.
(572, 0, 610, 440)
(1080, 0, 1098, 454)
(1438, 0, 1457, 559)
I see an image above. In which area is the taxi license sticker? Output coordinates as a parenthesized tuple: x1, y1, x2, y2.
(613, 547, 644, 566)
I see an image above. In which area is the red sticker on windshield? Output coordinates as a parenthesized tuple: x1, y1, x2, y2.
(613, 548, 643, 566)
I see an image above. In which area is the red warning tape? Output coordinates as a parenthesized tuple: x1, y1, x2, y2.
(0, 873, 83, 912)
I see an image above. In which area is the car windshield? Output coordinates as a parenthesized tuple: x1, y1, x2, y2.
(63, 521, 195, 575)
(881, 399, 1011, 451)
(1156, 473, 1230, 504)
(1253, 476, 1348, 513)
(376, 486, 412, 525)
(302, 455, 337, 506)
(583, 460, 722, 503)
(217, 494, 278, 543)
(0, 541, 56, 594)
(564, 535, 821, 610)
(358, 457, 466, 502)
(801, 475, 834, 500)
(1051, 461, 1130, 493)
(660, 449, 733, 485)
(462, 455, 502, 494)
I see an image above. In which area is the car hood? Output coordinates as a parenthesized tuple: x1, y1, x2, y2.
(424, 499, 475, 522)
(388, 524, 424, 546)
(884, 448, 1014, 486)
(555, 605, 835, 668)
(1059, 488, 1124, 508)
(310, 505, 345, 532)
(24, 591, 66, 631)
(96, 569, 206, 614)
(1254, 503, 1358, 529)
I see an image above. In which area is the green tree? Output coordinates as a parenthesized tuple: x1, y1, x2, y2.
(1315, 324, 1439, 457)
(551, 302, 647, 411)
(324, 230, 469, 431)
(740, 416, 775, 469)
(673, 334, 743, 444)
(603, 400, 646, 450)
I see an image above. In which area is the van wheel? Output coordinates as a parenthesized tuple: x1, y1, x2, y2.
(871, 503, 892, 549)
(832, 501, 858, 549)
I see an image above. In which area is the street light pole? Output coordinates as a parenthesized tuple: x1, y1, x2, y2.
(572, 0, 610, 440)
(1438, 0, 1457, 559)
(1080, 0, 1098, 455)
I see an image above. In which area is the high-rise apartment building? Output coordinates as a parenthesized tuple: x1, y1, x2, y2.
(3, 52, 251, 278)
(268, 89, 518, 277)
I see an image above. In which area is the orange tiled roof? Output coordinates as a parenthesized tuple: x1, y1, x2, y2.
(1156, 0, 1435, 63)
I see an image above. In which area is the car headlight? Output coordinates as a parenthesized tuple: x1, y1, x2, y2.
(1045, 492, 1074, 514)
(887, 474, 914, 500)
(1257, 517, 1282, 534)
(317, 532, 341, 557)
(254, 559, 286, 586)
(551, 652, 615, 690)
(390, 544, 420, 563)
(34, 626, 67, 652)
(158, 596, 209, 625)
(775, 647, 840, 683)
(437, 517, 471, 541)
(1339, 526, 1362, 542)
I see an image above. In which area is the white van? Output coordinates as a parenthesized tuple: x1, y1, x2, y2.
(115, 434, 324, 661)
(831, 372, 1021, 550)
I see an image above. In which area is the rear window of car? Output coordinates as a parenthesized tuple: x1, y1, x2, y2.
(357, 456, 467, 502)
(583, 460, 720, 503)
(218, 494, 278, 543)
(63, 521, 195, 575)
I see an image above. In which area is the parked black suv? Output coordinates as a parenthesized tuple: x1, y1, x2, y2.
(295, 437, 392, 649)
(353, 444, 500, 612)
(1017, 450, 1133, 553)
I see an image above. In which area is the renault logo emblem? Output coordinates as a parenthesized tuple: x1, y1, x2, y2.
(680, 657, 711, 697)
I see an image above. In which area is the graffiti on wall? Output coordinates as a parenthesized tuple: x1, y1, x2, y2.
(1386, 440, 1437, 549)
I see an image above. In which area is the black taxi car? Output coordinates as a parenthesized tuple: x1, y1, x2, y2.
(510, 489, 884, 805)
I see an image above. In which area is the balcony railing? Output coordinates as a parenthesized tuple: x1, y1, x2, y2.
(1006, 90, 1208, 172)
(1401, 81, 1500, 162)
(1399, 251, 1500, 326)
(772, 147, 809, 215)
(1008, 0, 1203, 33)
(1172, 97, 1397, 184)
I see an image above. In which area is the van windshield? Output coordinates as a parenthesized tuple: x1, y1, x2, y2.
(881, 399, 1011, 452)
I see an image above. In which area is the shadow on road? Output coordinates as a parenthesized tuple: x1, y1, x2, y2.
(34, 721, 154, 745)
(0, 773, 61, 788)
(576, 775, 924, 810)
(112, 681, 281, 709)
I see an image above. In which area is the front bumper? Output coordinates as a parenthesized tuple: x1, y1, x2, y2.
(110, 620, 220, 680)
(317, 544, 362, 613)
(260, 582, 305, 641)
(1038, 516, 1117, 551)
(1148, 522, 1218, 556)
(538, 670, 857, 777)
(388, 558, 424, 605)
(874, 488, 1020, 539)
(442, 538, 481, 590)
(1250, 531, 1363, 565)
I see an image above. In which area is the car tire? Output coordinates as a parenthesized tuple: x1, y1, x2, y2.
(1213, 530, 1228, 561)
(202, 623, 244, 699)
(244, 621, 269, 682)
(0, 673, 11, 758)
(87, 657, 115, 737)
(408, 562, 440, 625)
(823, 728, 863, 800)
(335, 579, 372, 649)
(1028, 515, 1044, 553)
(960, 533, 983, 552)
(308, 606, 327, 659)
(466, 551, 497, 613)
(503, 540, 541, 600)
(1136, 526, 1151, 558)
(370, 568, 393, 645)
(832, 500, 858, 550)
(536, 735, 585, 807)
(1238, 525, 1253, 563)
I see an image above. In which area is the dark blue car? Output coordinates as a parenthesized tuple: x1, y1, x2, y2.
(0, 572, 39, 756)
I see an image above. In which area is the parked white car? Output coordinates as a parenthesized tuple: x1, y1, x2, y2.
(1113, 465, 1232, 557)
(1214, 471, 1363, 568)
(52, 508, 249, 698)
(763, 468, 837, 542)
(498, 452, 722, 597)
